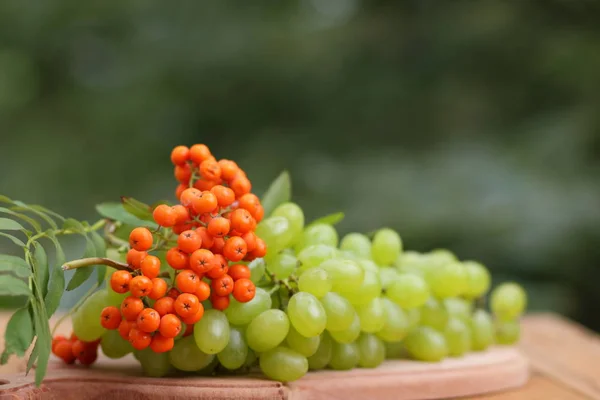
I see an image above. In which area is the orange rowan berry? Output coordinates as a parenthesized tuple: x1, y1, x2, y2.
(126, 249, 147, 269)
(218, 159, 239, 181)
(129, 327, 152, 350)
(211, 237, 225, 254)
(207, 217, 230, 238)
(172, 204, 190, 225)
(154, 297, 175, 317)
(211, 274, 234, 297)
(118, 320, 136, 340)
(233, 279, 256, 303)
(129, 227, 153, 252)
(190, 144, 212, 165)
(121, 296, 144, 321)
(199, 159, 221, 181)
(148, 278, 167, 300)
(175, 183, 187, 200)
(196, 226, 215, 249)
(129, 275, 153, 298)
(183, 323, 194, 337)
(100, 306, 121, 330)
(153, 204, 176, 227)
(140, 255, 161, 279)
(230, 176, 251, 198)
(150, 333, 174, 353)
(242, 231, 257, 252)
(166, 287, 181, 300)
(210, 185, 235, 207)
(253, 204, 264, 222)
(228, 264, 251, 281)
(189, 249, 215, 275)
(52, 335, 67, 353)
(175, 269, 200, 293)
(166, 247, 189, 270)
(191, 191, 217, 214)
(71, 340, 86, 358)
(173, 223, 193, 235)
(73, 341, 98, 365)
(180, 188, 201, 208)
(193, 178, 216, 191)
(206, 254, 228, 279)
(158, 314, 182, 338)
(177, 230, 202, 253)
(53, 340, 76, 364)
(171, 145, 190, 165)
(174, 164, 192, 184)
(174, 293, 200, 318)
(229, 209, 255, 234)
(250, 238, 267, 259)
(237, 194, 261, 216)
(223, 236, 247, 262)
(181, 304, 204, 325)
(110, 270, 132, 294)
(194, 280, 211, 302)
(137, 308, 161, 333)
(210, 294, 230, 311)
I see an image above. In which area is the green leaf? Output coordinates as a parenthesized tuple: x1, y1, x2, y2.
(90, 230, 107, 285)
(0, 254, 31, 278)
(66, 240, 96, 291)
(0, 195, 13, 204)
(44, 234, 66, 317)
(33, 243, 49, 297)
(261, 170, 291, 218)
(96, 202, 158, 229)
(62, 218, 86, 233)
(0, 232, 26, 246)
(0, 275, 31, 296)
(12, 201, 58, 230)
(0, 207, 42, 232)
(309, 212, 345, 227)
(0, 218, 26, 231)
(0, 307, 34, 363)
(30, 205, 65, 222)
(31, 297, 51, 386)
(121, 196, 154, 221)
(26, 338, 38, 375)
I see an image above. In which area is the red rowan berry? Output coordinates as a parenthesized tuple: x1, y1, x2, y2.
(228, 264, 251, 281)
(174, 164, 192, 184)
(177, 230, 202, 253)
(197, 226, 215, 249)
(232, 279, 256, 303)
(223, 236, 247, 262)
(100, 306, 121, 330)
(180, 188, 201, 208)
(190, 144, 212, 165)
(175, 183, 187, 200)
(194, 280, 211, 302)
(229, 209, 255, 234)
(230, 176, 251, 198)
(121, 296, 144, 321)
(181, 304, 204, 325)
(118, 320, 136, 340)
(148, 278, 167, 300)
(183, 323, 194, 337)
(129, 227, 153, 251)
(174, 293, 200, 318)
(137, 308, 161, 333)
(189, 249, 215, 275)
(237, 193, 261, 216)
(211, 274, 234, 297)
(154, 296, 175, 317)
(140, 255, 161, 279)
(210, 294, 230, 311)
(126, 249, 147, 269)
(242, 231, 257, 252)
(166, 247, 189, 270)
(206, 254, 228, 279)
(171, 145, 190, 165)
(53, 340, 76, 364)
(194, 178, 217, 191)
(253, 204, 264, 222)
(250, 238, 267, 259)
(172, 204, 190, 224)
(207, 217, 230, 238)
(218, 159, 239, 181)
(199, 159, 221, 181)
(191, 191, 217, 214)
(166, 287, 181, 300)
(211, 237, 225, 254)
(129, 327, 152, 350)
(52, 335, 67, 353)
(158, 314, 182, 338)
(129, 275, 153, 298)
(175, 269, 200, 293)
(110, 270, 132, 294)
(210, 185, 235, 207)
(150, 333, 174, 353)
(153, 204, 176, 227)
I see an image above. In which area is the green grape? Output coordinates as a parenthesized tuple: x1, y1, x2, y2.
(404, 327, 448, 362)
(340, 270, 381, 306)
(444, 297, 473, 322)
(267, 252, 298, 279)
(371, 228, 402, 266)
(406, 308, 421, 331)
(420, 298, 449, 331)
(249, 258, 266, 284)
(490, 282, 527, 321)
(297, 244, 338, 271)
(463, 261, 491, 299)
(217, 327, 248, 370)
(169, 336, 214, 371)
(271, 202, 305, 240)
(196, 356, 220, 376)
(72, 290, 110, 341)
(428, 249, 457, 265)
(298, 267, 331, 298)
(384, 341, 406, 359)
(246, 309, 290, 352)
(194, 309, 230, 354)
(395, 250, 424, 269)
(286, 325, 320, 357)
(307, 332, 333, 370)
(378, 266, 400, 290)
(225, 287, 271, 325)
(288, 292, 327, 337)
(259, 347, 308, 382)
(339, 233, 372, 259)
(256, 216, 294, 253)
(358, 259, 379, 274)
(386, 274, 430, 309)
(495, 320, 520, 345)
(357, 333, 385, 368)
(318, 258, 364, 293)
(356, 297, 385, 333)
(100, 329, 132, 359)
(444, 317, 471, 357)
(376, 297, 409, 342)
(135, 348, 171, 377)
(470, 309, 495, 351)
(329, 312, 360, 344)
(320, 292, 355, 332)
(329, 341, 359, 370)
(244, 349, 257, 368)
(296, 223, 339, 251)
(427, 261, 468, 298)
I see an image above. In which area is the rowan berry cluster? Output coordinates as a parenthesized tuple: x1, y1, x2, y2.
(51, 334, 99, 365)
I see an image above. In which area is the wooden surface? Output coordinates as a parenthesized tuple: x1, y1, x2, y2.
(0, 312, 597, 399)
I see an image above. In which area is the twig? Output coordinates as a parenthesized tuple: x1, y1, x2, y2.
(62, 257, 131, 271)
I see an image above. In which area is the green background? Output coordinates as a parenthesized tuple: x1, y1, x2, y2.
(1, 1, 599, 331)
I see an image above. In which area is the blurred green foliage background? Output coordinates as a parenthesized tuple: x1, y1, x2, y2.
(1, 1, 599, 330)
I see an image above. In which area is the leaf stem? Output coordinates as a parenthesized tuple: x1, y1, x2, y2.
(62, 257, 131, 271)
